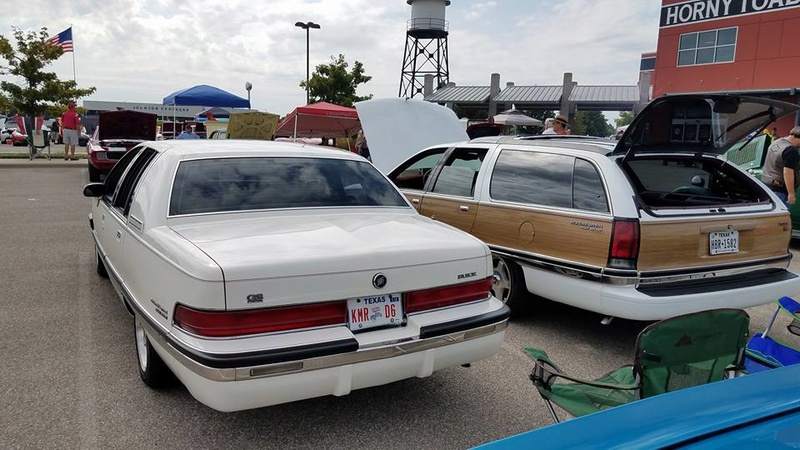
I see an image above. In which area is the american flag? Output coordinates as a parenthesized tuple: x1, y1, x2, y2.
(45, 27, 73, 53)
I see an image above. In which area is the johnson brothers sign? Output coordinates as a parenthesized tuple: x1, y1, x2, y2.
(661, 0, 800, 27)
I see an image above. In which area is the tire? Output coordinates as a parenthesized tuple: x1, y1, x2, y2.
(88, 163, 102, 182)
(134, 315, 175, 389)
(491, 255, 530, 317)
(96, 250, 109, 278)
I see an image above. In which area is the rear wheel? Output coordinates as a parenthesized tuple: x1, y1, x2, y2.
(135, 315, 174, 389)
(492, 255, 530, 317)
(88, 163, 102, 182)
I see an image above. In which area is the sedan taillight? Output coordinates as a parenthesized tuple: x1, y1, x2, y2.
(405, 277, 493, 314)
(174, 301, 347, 337)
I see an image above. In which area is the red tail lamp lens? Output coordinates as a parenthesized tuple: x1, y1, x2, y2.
(609, 219, 640, 269)
(405, 277, 493, 314)
(174, 301, 347, 337)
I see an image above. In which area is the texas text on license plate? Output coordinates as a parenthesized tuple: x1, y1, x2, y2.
(709, 230, 739, 255)
(347, 294, 402, 331)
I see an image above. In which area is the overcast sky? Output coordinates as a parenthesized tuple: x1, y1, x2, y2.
(2, 0, 661, 117)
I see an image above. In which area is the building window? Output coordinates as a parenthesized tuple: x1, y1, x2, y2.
(677, 27, 736, 67)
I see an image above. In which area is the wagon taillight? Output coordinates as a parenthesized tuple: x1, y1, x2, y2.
(608, 219, 639, 270)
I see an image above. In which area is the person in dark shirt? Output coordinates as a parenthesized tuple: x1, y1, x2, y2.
(761, 126, 800, 205)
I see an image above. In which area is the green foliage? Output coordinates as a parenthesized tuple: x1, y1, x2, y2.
(573, 111, 613, 137)
(615, 111, 634, 128)
(0, 26, 96, 117)
(301, 54, 372, 107)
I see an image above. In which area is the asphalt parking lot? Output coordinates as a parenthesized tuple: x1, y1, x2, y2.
(1, 162, 798, 449)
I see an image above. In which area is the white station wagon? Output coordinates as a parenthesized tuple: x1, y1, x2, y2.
(83, 140, 509, 412)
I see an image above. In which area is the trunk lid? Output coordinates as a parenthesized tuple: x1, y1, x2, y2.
(98, 110, 158, 141)
(170, 210, 490, 310)
(614, 94, 799, 159)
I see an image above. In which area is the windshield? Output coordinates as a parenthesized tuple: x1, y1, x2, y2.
(169, 157, 409, 216)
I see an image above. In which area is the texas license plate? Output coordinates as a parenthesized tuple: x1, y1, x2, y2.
(709, 230, 739, 255)
(347, 294, 402, 331)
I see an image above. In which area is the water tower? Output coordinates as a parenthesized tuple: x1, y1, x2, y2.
(399, 0, 450, 98)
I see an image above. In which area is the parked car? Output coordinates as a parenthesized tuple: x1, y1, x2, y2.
(208, 128, 227, 139)
(86, 110, 157, 181)
(1, 127, 16, 144)
(82, 139, 509, 412)
(723, 132, 800, 239)
(375, 94, 800, 320)
(476, 362, 800, 449)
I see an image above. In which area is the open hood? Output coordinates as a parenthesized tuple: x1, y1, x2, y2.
(355, 98, 469, 174)
(614, 94, 799, 158)
(98, 110, 157, 141)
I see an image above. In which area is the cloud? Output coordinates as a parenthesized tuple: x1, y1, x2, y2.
(0, 0, 660, 116)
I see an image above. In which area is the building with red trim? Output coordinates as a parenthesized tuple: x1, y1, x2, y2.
(649, 0, 800, 133)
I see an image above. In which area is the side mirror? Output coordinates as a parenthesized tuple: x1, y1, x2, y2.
(83, 183, 105, 198)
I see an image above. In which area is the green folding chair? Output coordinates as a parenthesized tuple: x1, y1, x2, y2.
(526, 308, 750, 423)
(28, 129, 51, 160)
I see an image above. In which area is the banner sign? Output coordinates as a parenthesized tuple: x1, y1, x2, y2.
(661, 0, 800, 27)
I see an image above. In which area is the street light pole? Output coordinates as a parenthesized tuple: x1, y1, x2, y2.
(294, 21, 320, 105)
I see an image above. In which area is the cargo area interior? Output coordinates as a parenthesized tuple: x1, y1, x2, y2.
(622, 156, 771, 208)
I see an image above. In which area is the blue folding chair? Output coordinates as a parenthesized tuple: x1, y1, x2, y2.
(745, 296, 800, 373)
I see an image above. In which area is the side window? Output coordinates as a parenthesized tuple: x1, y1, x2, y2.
(112, 148, 158, 216)
(431, 148, 488, 197)
(388, 148, 448, 191)
(490, 150, 573, 208)
(573, 159, 609, 212)
(102, 146, 143, 203)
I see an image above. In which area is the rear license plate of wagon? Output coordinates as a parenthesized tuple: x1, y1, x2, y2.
(347, 294, 402, 331)
(709, 230, 739, 255)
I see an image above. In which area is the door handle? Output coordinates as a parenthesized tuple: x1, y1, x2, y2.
(116, 230, 122, 240)
(459, 205, 470, 212)
(411, 198, 420, 204)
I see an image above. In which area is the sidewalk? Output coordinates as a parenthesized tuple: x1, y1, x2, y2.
(0, 143, 87, 167)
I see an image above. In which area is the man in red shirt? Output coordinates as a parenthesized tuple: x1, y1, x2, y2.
(60, 101, 81, 160)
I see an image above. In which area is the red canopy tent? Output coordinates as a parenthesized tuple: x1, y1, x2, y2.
(275, 101, 361, 139)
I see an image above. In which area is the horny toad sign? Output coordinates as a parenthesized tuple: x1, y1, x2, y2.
(661, 0, 800, 27)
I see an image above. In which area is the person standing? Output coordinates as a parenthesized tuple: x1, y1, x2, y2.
(49, 119, 59, 144)
(761, 126, 800, 205)
(355, 129, 371, 161)
(176, 124, 200, 139)
(542, 114, 569, 135)
(60, 101, 81, 160)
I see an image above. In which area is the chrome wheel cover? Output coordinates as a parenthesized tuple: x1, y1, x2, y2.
(492, 257, 511, 303)
(135, 317, 149, 372)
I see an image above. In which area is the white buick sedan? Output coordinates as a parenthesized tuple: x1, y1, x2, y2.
(83, 139, 509, 412)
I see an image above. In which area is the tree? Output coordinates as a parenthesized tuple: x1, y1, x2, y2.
(301, 54, 372, 107)
(572, 111, 613, 137)
(615, 111, 635, 128)
(0, 26, 95, 117)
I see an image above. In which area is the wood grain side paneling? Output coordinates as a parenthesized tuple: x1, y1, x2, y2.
(471, 203, 613, 268)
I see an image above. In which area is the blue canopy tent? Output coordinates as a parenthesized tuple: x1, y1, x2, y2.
(162, 85, 250, 136)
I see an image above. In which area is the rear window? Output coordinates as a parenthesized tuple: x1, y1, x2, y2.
(624, 156, 769, 208)
(169, 157, 409, 215)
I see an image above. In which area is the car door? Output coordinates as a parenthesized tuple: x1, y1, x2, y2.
(94, 146, 144, 285)
(106, 147, 159, 282)
(418, 147, 489, 233)
(388, 146, 449, 211)
(472, 148, 614, 272)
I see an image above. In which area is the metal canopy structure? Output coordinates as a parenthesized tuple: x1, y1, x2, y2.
(425, 83, 641, 112)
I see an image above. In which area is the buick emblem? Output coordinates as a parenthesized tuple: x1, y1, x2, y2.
(372, 273, 387, 289)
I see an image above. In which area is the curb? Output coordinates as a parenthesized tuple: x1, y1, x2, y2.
(0, 158, 87, 168)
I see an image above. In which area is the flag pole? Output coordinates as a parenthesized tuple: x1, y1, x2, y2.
(71, 24, 76, 82)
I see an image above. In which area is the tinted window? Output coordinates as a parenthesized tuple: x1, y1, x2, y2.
(103, 146, 143, 203)
(170, 157, 408, 215)
(431, 148, 487, 197)
(113, 148, 158, 215)
(389, 148, 447, 191)
(490, 150, 573, 208)
(573, 159, 609, 212)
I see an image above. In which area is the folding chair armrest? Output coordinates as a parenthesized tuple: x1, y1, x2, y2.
(533, 368, 639, 391)
(778, 296, 800, 319)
